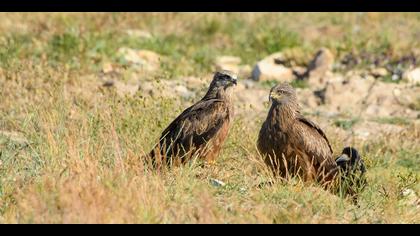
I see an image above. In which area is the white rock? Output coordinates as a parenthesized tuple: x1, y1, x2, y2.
(251, 52, 294, 82)
(174, 85, 194, 99)
(403, 68, 420, 85)
(370, 67, 388, 77)
(209, 178, 226, 187)
(117, 48, 162, 71)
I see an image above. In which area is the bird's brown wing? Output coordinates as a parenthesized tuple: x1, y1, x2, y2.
(291, 114, 335, 168)
(157, 98, 230, 157)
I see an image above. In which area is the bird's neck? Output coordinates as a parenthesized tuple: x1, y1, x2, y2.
(203, 87, 234, 118)
(268, 103, 298, 130)
(203, 87, 232, 101)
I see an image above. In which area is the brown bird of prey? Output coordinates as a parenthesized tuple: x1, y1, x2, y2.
(146, 70, 237, 168)
(257, 83, 366, 186)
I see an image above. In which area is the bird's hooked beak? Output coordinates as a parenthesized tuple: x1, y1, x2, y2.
(335, 153, 351, 164)
(231, 78, 238, 86)
(269, 91, 283, 102)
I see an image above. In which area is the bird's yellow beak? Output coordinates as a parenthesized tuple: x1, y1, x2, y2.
(269, 92, 283, 101)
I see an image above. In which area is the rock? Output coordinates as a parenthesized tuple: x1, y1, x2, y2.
(251, 52, 294, 82)
(182, 76, 206, 90)
(312, 74, 420, 119)
(292, 66, 307, 76)
(102, 62, 114, 74)
(112, 81, 140, 97)
(0, 131, 29, 146)
(209, 178, 226, 187)
(403, 67, 420, 85)
(117, 47, 162, 72)
(401, 188, 420, 208)
(234, 87, 268, 118)
(370, 67, 388, 78)
(297, 88, 320, 109)
(215, 56, 242, 74)
(304, 48, 334, 85)
(126, 29, 153, 39)
(174, 85, 194, 99)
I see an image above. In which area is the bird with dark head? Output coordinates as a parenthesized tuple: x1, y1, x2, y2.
(257, 83, 367, 193)
(336, 147, 366, 174)
(335, 147, 367, 200)
(145, 70, 237, 168)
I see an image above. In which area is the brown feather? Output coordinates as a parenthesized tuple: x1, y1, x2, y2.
(257, 83, 337, 182)
(147, 71, 236, 167)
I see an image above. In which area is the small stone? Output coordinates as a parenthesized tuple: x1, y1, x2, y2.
(209, 178, 226, 187)
(392, 74, 400, 81)
(102, 62, 114, 73)
(402, 188, 416, 197)
(401, 188, 420, 207)
(370, 67, 388, 77)
(393, 88, 401, 97)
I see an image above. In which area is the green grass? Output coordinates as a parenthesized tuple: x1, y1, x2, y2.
(334, 118, 360, 130)
(373, 117, 411, 126)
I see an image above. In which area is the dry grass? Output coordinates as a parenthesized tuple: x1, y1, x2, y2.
(0, 13, 419, 223)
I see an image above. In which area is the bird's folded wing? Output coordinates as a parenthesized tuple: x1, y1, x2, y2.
(159, 99, 229, 148)
(295, 114, 335, 166)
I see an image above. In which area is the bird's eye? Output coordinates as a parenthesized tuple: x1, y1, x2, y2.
(279, 89, 290, 95)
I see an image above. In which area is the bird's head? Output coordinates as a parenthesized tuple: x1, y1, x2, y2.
(269, 83, 297, 105)
(336, 147, 366, 174)
(211, 70, 238, 89)
(205, 70, 238, 99)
